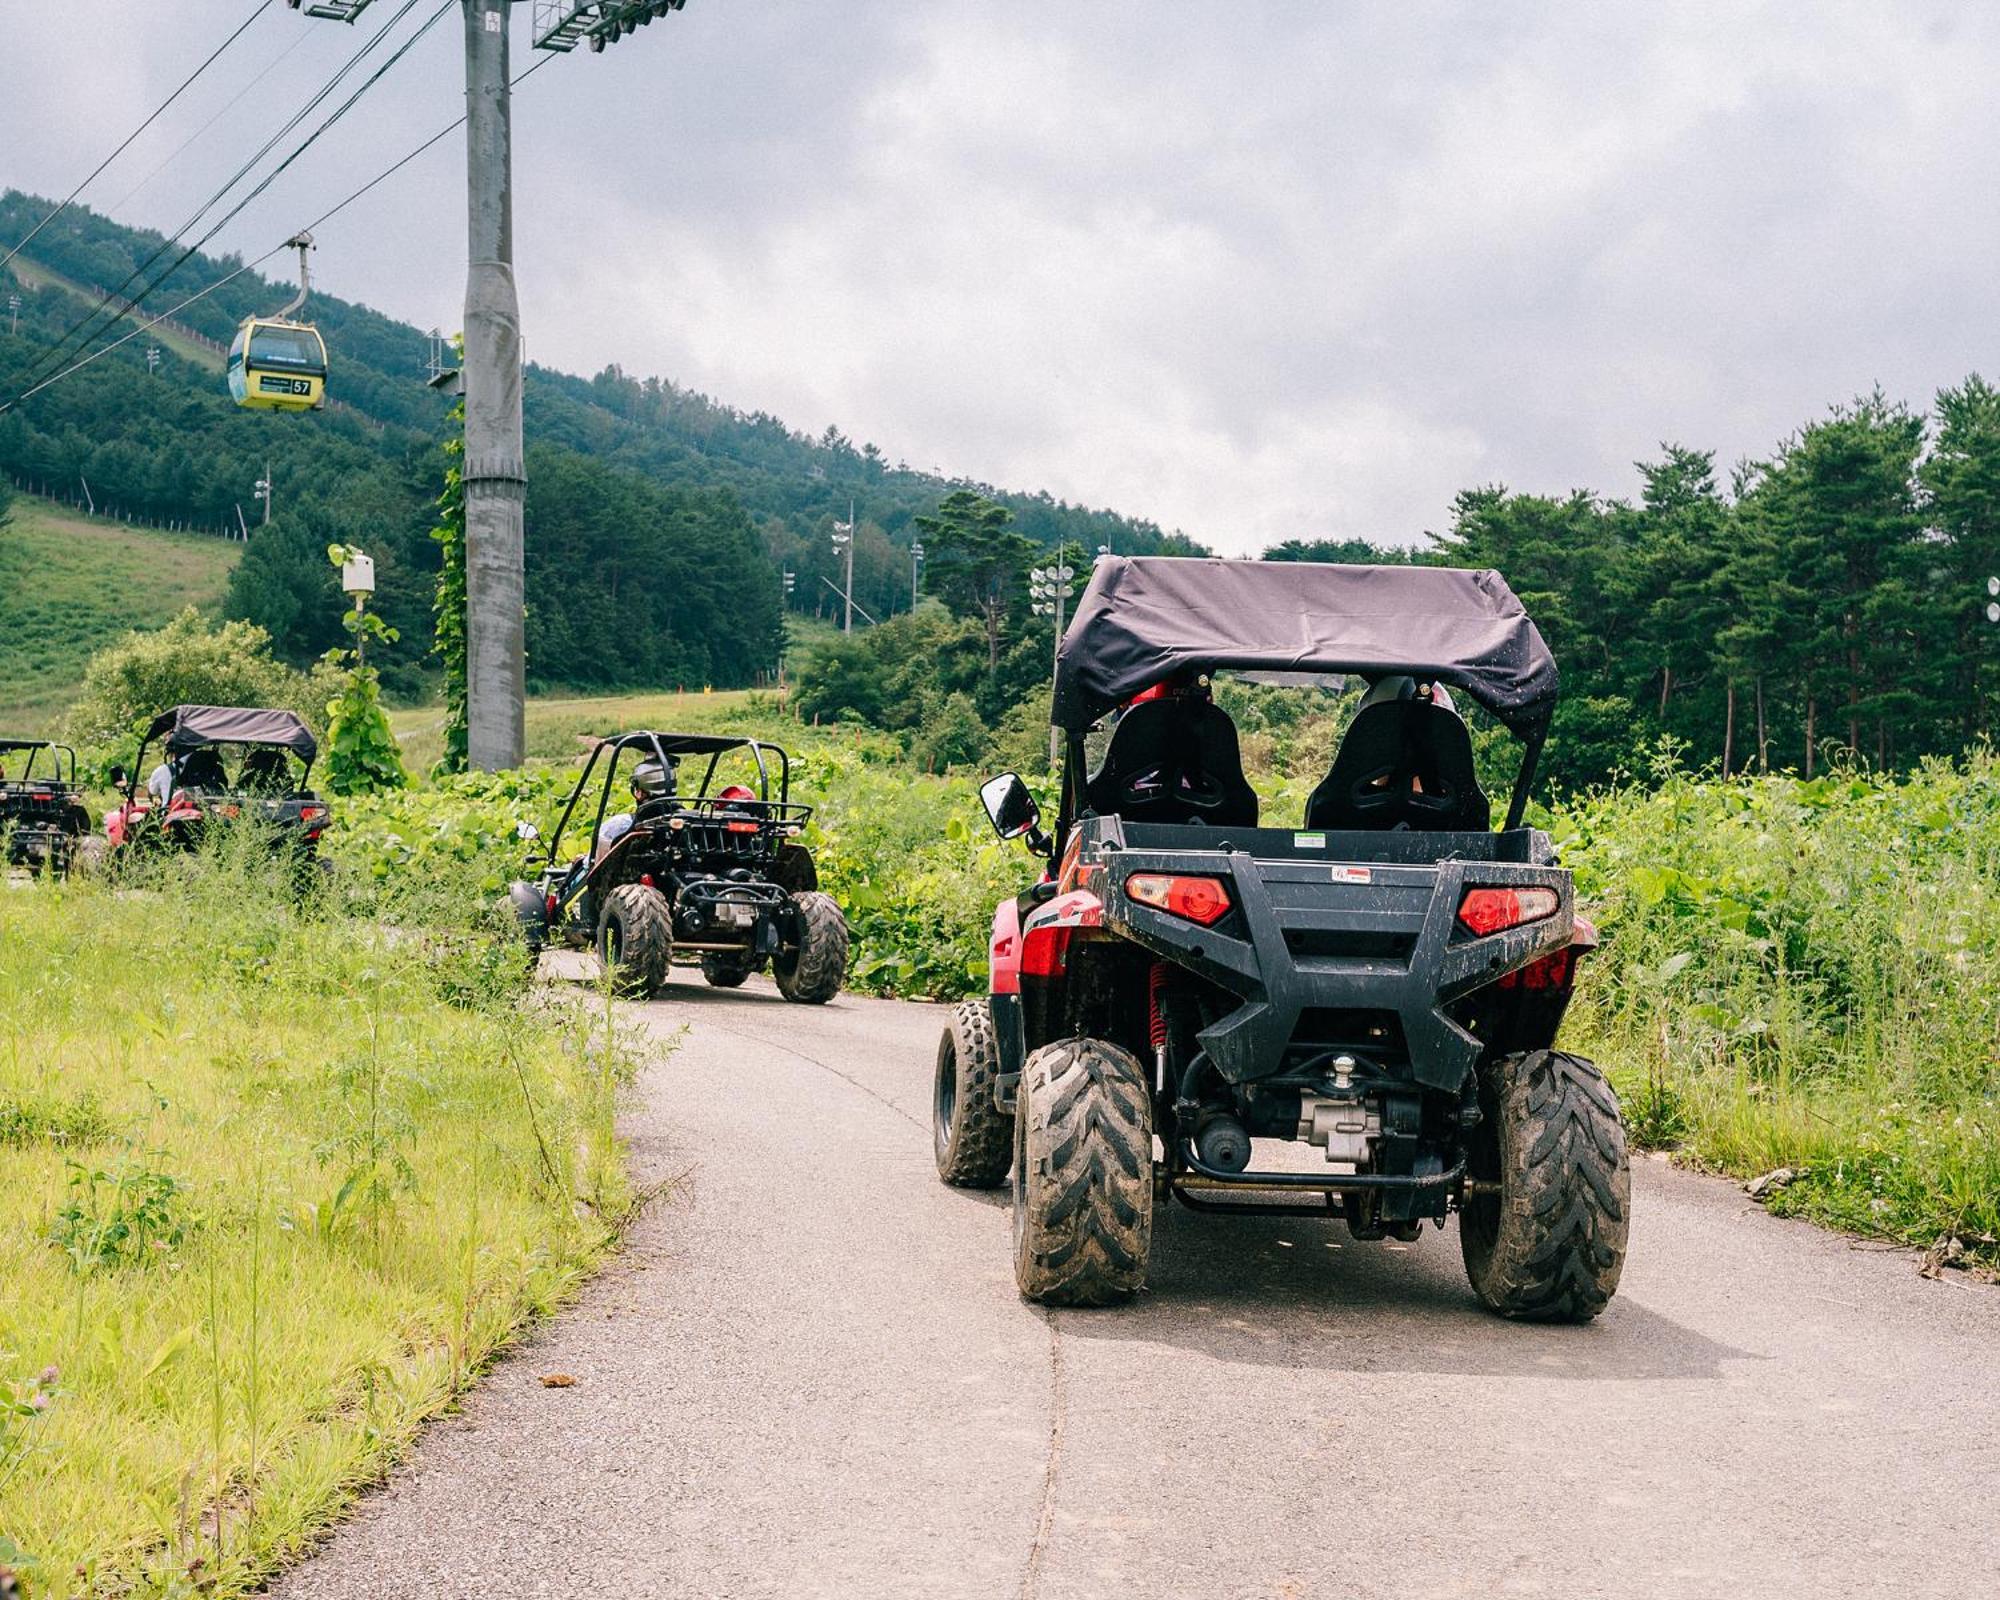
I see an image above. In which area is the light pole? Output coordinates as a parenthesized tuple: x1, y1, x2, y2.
(1030, 558, 1077, 771)
(910, 540, 925, 611)
(831, 501, 856, 633)
(780, 567, 795, 684)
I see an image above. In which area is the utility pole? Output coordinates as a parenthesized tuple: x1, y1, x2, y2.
(831, 501, 856, 633)
(910, 539, 924, 612)
(145, 344, 161, 374)
(255, 462, 272, 525)
(461, 0, 527, 770)
(7, 294, 21, 335)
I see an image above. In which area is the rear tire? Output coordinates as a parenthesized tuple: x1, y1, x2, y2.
(597, 883, 673, 998)
(934, 1000, 1012, 1188)
(1013, 1037, 1152, 1306)
(774, 890, 847, 1004)
(701, 952, 755, 988)
(1460, 1049, 1630, 1323)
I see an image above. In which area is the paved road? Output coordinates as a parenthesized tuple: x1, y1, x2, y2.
(278, 979, 2000, 1600)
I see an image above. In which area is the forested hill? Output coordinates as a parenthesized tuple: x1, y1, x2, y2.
(0, 190, 1195, 694)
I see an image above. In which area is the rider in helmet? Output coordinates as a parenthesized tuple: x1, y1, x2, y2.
(597, 755, 678, 858)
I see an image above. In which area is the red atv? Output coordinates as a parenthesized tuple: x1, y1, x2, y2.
(104, 705, 328, 871)
(932, 557, 1628, 1321)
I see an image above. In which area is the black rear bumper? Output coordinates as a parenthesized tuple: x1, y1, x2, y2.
(1097, 838, 1573, 1094)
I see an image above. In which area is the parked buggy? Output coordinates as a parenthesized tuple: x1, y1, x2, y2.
(509, 732, 848, 1003)
(0, 739, 92, 873)
(103, 705, 329, 869)
(934, 557, 1629, 1321)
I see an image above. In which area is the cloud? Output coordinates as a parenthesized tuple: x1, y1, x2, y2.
(6, 1, 2000, 552)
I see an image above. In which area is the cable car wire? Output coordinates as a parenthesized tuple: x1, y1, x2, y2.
(103, 23, 322, 217)
(8, 0, 441, 393)
(0, 50, 558, 416)
(0, 0, 277, 277)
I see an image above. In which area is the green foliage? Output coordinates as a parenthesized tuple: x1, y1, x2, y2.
(322, 662, 407, 797)
(916, 491, 1040, 671)
(50, 1161, 189, 1274)
(1558, 749, 2000, 1258)
(59, 608, 329, 762)
(909, 691, 989, 771)
(318, 546, 408, 796)
(430, 398, 469, 777)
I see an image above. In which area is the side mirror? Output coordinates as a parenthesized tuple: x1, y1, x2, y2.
(979, 772, 1041, 840)
(516, 820, 540, 842)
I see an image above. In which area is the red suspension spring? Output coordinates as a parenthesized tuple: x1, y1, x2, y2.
(1148, 960, 1170, 1054)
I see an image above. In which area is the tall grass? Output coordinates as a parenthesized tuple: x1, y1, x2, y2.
(1557, 751, 2000, 1257)
(0, 836, 636, 1596)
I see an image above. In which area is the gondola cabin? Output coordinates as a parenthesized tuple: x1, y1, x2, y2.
(228, 318, 327, 412)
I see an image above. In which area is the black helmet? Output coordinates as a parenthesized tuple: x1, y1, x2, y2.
(631, 756, 677, 798)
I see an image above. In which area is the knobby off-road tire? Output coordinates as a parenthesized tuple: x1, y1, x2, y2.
(774, 890, 847, 1005)
(1013, 1037, 1152, 1306)
(701, 952, 756, 988)
(597, 883, 673, 998)
(1460, 1048, 1630, 1323)
(934, 999, 1012, 1188)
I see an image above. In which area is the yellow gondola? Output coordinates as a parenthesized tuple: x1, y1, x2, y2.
(229, 232, 327, 412)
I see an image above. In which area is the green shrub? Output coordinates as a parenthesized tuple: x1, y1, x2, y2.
(60, 609, 333, 765)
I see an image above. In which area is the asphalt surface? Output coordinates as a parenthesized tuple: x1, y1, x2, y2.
(275, 976, 2000, 1600)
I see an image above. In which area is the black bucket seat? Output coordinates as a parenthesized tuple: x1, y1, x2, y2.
(1306, 694, 1489, 832)
(1084, 697, 1259, 828)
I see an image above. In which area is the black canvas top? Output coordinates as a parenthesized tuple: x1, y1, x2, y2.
(1051, 558, 1559, 735)
(145, 704, 317, 761)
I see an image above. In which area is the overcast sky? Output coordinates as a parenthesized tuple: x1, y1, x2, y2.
(5, 2, 1997, 552)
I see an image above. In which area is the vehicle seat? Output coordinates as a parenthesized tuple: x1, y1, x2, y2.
(174, 748, 229, 792)
(1083, 698, 1259, 828)
(239, 748, 291, 794)
(1305, 698, 1489, 832)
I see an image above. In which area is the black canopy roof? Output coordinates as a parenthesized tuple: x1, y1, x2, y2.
(604, 731, 784, 759)
(1051, 558, 1559, 736)
(145, 705, 317, 761)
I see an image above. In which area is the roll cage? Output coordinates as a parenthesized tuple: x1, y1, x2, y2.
(541, 731, 811, 864)
(0, 740, 80, 787)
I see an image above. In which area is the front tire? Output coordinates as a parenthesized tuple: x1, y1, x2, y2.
(1460, 1049, 1630, 1323)
(934, 1000, 1012, 1188)
(773, 890, 847, 1004)
(596, 883, 673, 998)
(1013, 1038, 1152, 1306)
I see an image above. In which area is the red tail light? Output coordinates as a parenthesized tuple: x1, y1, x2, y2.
(300, 805, 325, 821)
(1457, 886, 1559, 936)
(1126, 873, 1232, 926)
(725, 820, 759, 834)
